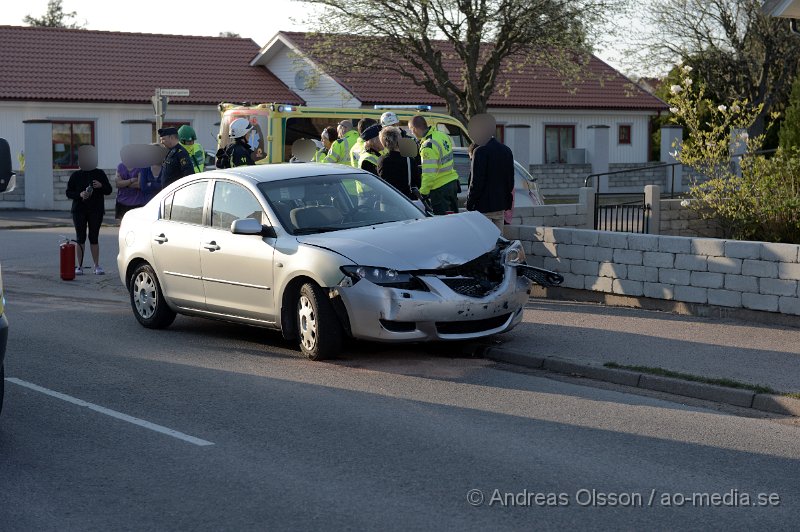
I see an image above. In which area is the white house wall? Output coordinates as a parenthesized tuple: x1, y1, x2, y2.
(491, 109, 656, 164)
(0, 101, 220, 170)
(265, 49, 360, 108)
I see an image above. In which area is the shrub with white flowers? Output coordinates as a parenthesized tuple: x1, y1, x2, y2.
(667, 65, 800, 243)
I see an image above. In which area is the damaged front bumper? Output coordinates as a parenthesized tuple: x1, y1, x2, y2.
(329, 264, 533, 342)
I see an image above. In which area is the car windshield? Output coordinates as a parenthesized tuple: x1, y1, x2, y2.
(258, 173, 426, 235)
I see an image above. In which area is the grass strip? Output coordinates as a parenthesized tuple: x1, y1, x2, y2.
(602, 362, 778, 395)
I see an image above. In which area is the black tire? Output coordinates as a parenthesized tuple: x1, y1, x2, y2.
(0, 364, 4, 417)
(130, 263, 176, 329)
(296, 282, 342, 361)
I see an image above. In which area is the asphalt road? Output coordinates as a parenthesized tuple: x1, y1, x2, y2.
(1, 228, 798, 530)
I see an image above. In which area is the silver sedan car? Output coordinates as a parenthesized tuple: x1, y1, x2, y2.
(117, 164, 539, 360)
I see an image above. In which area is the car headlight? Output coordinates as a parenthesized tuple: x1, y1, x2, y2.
(340, 265, 413, 286)
(504, 241, 526, 264)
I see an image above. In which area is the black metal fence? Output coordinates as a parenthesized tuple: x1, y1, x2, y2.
(594, 193, 651, 233)
(584, 162, 683, 198)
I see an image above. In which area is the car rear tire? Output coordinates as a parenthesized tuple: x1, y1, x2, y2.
(130, 263, 176, 329)
(297, 282, 342, 361)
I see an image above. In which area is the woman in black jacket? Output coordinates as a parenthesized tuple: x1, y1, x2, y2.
(376, 126, 420, 199)
(65, 145, 112, 275)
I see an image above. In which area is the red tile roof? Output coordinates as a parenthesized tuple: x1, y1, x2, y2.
(0, 25, 303, 105)
(280, 31, 666, 111)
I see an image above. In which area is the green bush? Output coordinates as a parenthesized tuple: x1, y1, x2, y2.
(668, 65, 800, 243)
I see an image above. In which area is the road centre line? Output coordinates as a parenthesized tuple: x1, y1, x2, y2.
(5, 378, 214, 447)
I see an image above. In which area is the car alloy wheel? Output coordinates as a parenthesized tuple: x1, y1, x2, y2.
(296, 282, 342, 361)
(130, 263, 176, 329)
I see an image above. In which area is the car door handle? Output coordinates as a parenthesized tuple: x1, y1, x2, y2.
(153, 234, 168, 244)
(203, 241, 220, 252)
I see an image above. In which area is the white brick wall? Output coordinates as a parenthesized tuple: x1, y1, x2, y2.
(521, 226, 800, 316)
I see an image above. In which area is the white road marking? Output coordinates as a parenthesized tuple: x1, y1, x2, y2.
(5, 378, 214, 447)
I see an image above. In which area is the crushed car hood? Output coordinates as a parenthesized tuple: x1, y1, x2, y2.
(297, 211, 501, 270)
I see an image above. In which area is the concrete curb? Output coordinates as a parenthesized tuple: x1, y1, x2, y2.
(482, 346, 800, 417)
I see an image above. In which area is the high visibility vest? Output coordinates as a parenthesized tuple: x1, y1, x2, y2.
(182, 142, 205, 173)
(324, 130, 358, 165)
(314, 148, 327, 162)
(358, 150, 379, 172)
(349, 137, 365, 168)
(418, 127, 458, 195)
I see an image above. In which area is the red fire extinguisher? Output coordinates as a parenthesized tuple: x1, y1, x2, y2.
(60, 238, 76, 281)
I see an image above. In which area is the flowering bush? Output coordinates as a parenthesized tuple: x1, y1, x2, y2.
(667, 65, 800, 243)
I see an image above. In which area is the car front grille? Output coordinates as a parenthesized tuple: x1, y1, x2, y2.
(436, 313, 511, 335)
(440, 277, 501, 298)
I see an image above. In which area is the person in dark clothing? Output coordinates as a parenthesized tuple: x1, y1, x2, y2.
(158, 127, 195, 188)
(466, 135, 514, 230)
(139, 164, 163, 204)
(216, 118, 256, 169)
(377, 126, 420, 199)
(65, 145, 112, 275)
(357, 124, 384, 176)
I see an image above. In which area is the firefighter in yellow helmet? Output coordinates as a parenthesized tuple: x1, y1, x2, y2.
(409, 115, 459, 214)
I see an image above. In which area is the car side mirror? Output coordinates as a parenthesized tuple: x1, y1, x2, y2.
(231, 218, 276, 238)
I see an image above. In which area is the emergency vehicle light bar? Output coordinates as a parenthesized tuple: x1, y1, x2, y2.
(373, 104, 432, 111)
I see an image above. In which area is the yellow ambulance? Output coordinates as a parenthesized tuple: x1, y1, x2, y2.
(216, 103, 471, 164)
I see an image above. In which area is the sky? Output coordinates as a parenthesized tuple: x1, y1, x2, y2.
(0, 0, 636, 74)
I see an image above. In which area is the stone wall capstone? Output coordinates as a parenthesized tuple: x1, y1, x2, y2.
(507, 225, 800, 316)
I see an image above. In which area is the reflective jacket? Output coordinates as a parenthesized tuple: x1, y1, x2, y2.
(182, 142, 205, 173)
(349, 137, 365, 168)
(324, 130, 359, 165)
(418, 127, 458, 195)
(358, 149, 380, 176)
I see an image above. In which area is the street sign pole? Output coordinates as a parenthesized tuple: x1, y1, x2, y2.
(153, 88, 189, 134)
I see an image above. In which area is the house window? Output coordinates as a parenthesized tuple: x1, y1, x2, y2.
(544, 125, 575, 164)
(52, 121, 94, 169)
(618, 124, 632, 145)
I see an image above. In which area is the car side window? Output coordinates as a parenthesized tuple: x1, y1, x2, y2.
(211, 181, 266, 230)
(453, 152, 471, 187)
(437, 123, 468, 148)
(168, 181, 208, 225)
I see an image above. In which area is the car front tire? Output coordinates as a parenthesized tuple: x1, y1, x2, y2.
(130, 263, 176, 329)
(297, 282, 342, 361)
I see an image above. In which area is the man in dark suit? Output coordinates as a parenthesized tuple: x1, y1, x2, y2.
(466, 114, 514, 230)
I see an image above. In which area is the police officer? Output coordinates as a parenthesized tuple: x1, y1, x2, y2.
(158, 127, 195, 188)
(409, 115, 459, 215)
(357, 124, 382, 175)
(216, 118, 256, 168)
(324, 120, 359, 165)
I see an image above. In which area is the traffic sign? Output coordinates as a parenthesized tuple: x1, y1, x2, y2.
(159, 89, 190, 96)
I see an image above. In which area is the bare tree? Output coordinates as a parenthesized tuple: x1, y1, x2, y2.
(628, 0, 800, 138)
(219, 32, 241, 38)
(24, 0, 85, 29)
(295, 0, 628, 123)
